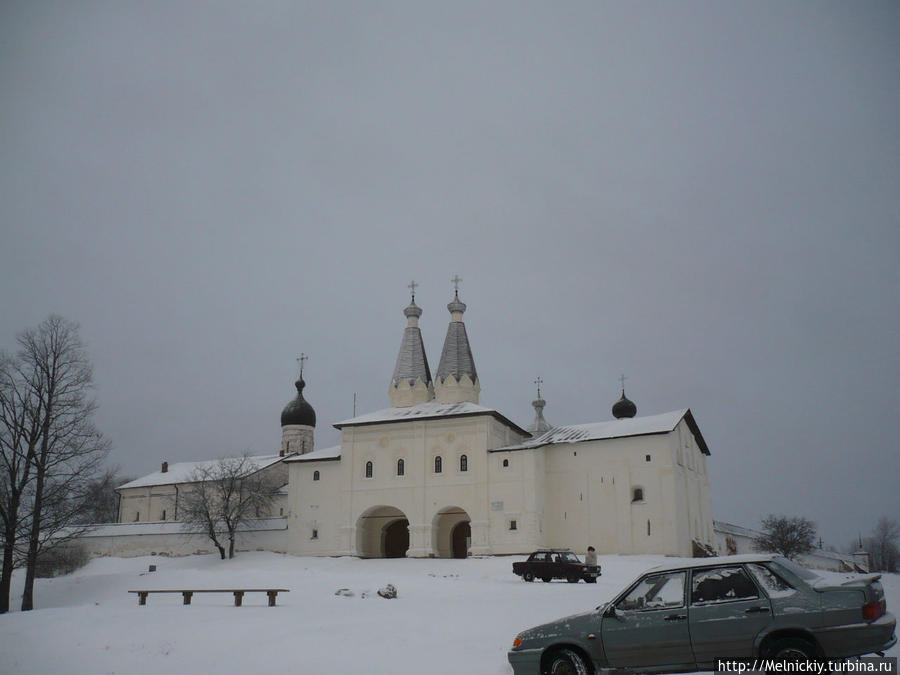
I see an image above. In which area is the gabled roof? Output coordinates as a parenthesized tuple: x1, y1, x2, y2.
(283, 445, 342, 463)
(490, 409, 709, 455)
(334, 400, 528, 436)
(117, 454, 284, 490)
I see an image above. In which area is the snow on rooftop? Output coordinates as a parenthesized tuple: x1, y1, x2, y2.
(335, 400, 503, 427)
(117, 454, 285, 490)
(283, 445, 341, 463)
(493, 409, 693, 452)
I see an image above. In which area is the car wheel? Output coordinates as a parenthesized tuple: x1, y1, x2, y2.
(764, 637, 818, 662)
(543, 647, 592, 675)
(523, 571, 535, 582)
(566, 574, 579, 583)
(541, 576, 552, 583)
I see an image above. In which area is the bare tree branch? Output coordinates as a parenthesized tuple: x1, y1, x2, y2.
(179, 456, 280, 559)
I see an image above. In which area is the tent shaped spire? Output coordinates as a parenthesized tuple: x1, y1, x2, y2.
(389, 281, 434, 407)
(435, 276, 480, 404)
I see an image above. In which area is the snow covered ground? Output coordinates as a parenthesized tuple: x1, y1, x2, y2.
(1, 553, 897, 674)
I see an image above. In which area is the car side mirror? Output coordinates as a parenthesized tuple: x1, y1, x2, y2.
(603, 604, 619, 619)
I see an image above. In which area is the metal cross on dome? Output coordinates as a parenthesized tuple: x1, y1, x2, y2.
(619, 374, 627, 391)
(451, 274, 462, 294)
(408, 280, 418, 300)
(297, 353, 308, 378)
(534, 376, 543, 398)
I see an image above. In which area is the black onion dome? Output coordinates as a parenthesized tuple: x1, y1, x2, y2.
(281, 378, 316, 427)
(612, 391, 637, 419)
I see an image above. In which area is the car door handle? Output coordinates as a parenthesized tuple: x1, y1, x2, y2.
(745, 606, 770, 614)
(664, 614, 687, 621)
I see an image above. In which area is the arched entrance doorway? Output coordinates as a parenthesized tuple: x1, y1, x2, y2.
(432, 507, 471, 558)
(356, 506, 409, 558)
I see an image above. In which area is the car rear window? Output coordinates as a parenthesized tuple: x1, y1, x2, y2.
(691, 567, 758, 604)
(747, 563, 795, 598)
(769, 556, 820, 582)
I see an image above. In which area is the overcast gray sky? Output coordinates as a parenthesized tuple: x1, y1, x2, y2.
(2, 1, 898, 550)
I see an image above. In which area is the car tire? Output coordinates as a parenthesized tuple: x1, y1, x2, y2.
(543, 647, 592, 675)
(541, 576, 552, 583)
(523, 571, 535, 582)
(566, 574, 579, 583)
(764, 637, 818, 661)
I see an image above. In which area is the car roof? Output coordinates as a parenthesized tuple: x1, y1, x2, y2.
(643, 553, 777, 574)
(532, 548, 573, 553)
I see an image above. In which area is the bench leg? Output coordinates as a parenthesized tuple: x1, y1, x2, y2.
(182, 591, 193, 605)
(233, 591, 244, 607)
(138, 592, 148, 606)
(267, 591, 277, 607)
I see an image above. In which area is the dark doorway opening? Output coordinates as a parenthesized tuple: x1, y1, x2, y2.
(451, 521, 471, 558)
(384, 519, 409, 558)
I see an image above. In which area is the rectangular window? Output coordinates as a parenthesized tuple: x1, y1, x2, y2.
(645, 454, 651, 462)
(311, 529, 318, 540)
(618, 571, 685, 611)
(509, 520, 517, 531)
(161, 510, 166, 520)
(691, 567, 759, 605)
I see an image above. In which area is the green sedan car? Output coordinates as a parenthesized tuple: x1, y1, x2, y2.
(508, 554, 896, 675)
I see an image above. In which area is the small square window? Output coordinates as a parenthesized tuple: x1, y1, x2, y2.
(509, 520, 517, 531)
(502, 459, 509, 468)
(645, 454, 651, 462)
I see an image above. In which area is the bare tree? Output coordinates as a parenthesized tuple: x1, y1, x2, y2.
(0, 349, 44, 613)
(179, 456, 280, 559)
(869, 517, 900, 573)
(754, 514, 816, 560)
(74, 466, 133, 525)
(1, 316, 109, 611)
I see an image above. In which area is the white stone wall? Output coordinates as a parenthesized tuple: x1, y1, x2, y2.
(286, 414, 532, 557)
(74, 518, 289, 558)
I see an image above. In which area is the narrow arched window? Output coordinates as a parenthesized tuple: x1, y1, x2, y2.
(434, 456, 442, 473)
(632, 487, 644, 502)
(647, 519, 651, 536)
(313, 470, 320, 481)
(365, 461, 373, 478)
(460, 454, 468, 472)
(397, 458, 405, 476)
(502, 458, 509, 468)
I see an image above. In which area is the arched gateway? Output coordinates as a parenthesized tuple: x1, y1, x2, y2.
(356, 506, 409, 558)
(432, 507, 471, 558)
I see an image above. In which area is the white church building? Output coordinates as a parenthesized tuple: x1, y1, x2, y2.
(110, 284, 715, 560)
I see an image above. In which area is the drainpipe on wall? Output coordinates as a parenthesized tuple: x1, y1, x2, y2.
(174, 484, 179, 521)
(116, 490, 122, 523)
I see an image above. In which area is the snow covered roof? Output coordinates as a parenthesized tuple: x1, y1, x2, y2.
(117, 454, 285, 490)
(491, 409, 709, 454)
(714, 520, 762, 538)
(283, 445, 342, 463)
(334, 400, 528, 435)
(647, 553, 777, 573)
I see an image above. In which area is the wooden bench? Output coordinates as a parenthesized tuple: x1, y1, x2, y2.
(129, 589, 289, 607)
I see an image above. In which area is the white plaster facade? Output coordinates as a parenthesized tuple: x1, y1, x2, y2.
(116, 456, 289, 525)
(285, 406, 715, 558)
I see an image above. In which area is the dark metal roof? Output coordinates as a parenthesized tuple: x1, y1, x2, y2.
(612, 392, 637, 419)
(281, 378, 317, 427)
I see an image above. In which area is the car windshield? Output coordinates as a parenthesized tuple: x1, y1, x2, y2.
(770, 556, 821, 582)
(561, 552, 580, 563)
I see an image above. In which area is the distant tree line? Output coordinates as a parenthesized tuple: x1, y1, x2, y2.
(0, 316, 112, 612)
